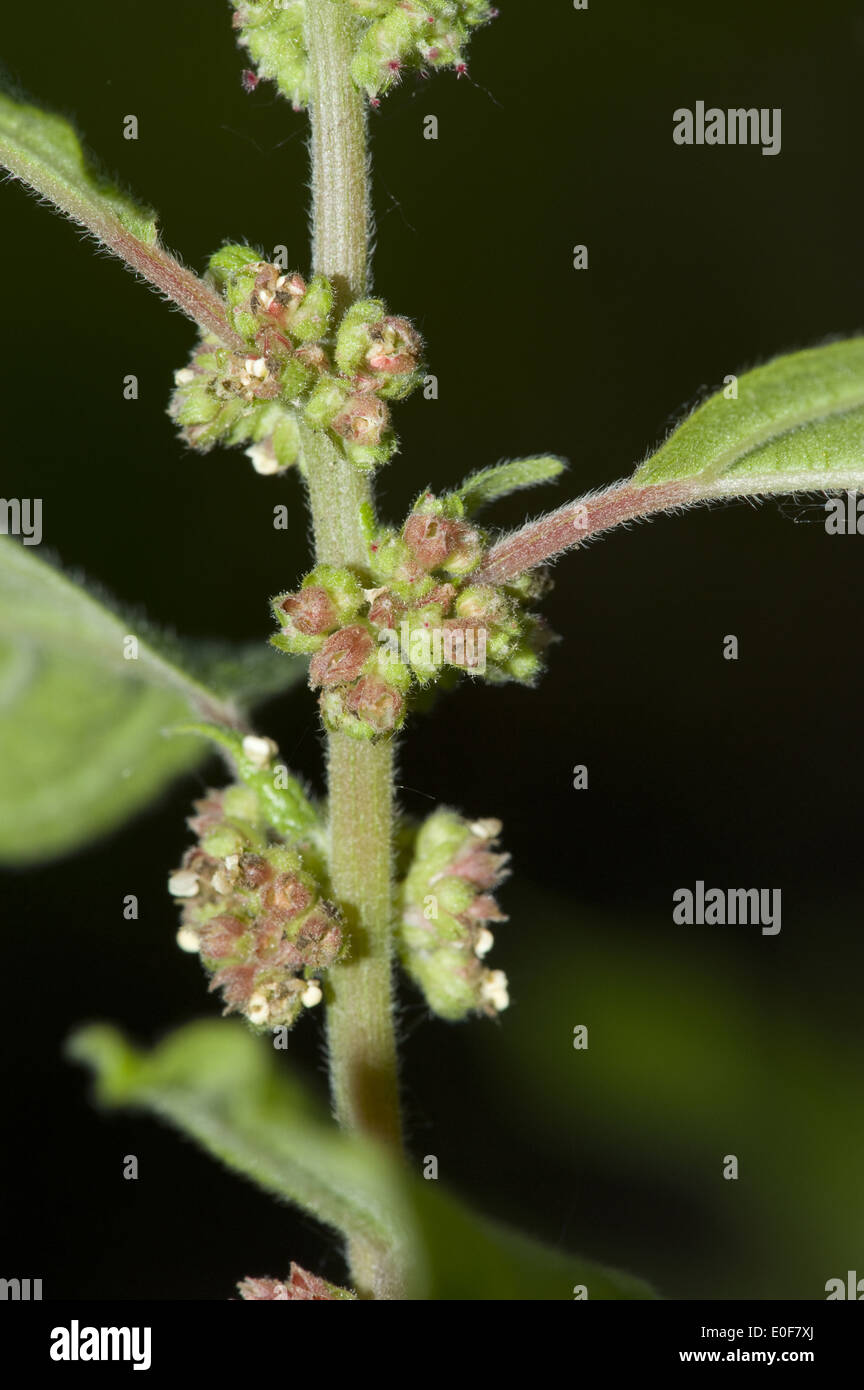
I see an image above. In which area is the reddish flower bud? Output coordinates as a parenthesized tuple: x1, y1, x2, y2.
(454, 584, 506, 623)
(365, 316, 422, 375)
(274, 272, 307, 306)
(210, 963, 257, 1012)
(237, 1264, 354, 1301)
(440, 617, 488, 669)
(251, 263, 280, 311)
(403, 513, 460, 570)
(296, 906, 343, 969)
(466, 892, 508, 923)
(237, 1276, 290, 1301)
(367, 588, 405, 630)
(402, 512, 484, 575)
(280, 585, 339, 636)
(331, 392, 389, 445)
(452, 839, 510, 890)
(266, 873, 314, 920)
(198, 915, 246, 961)
(295, 906, 332, 943)
(295, 343, 331, 374)
(239, 853, 272, 890)
(248, 910, 303, 965)
(309, 624, 375, 688)
(344, 675, 405, 733)
(424, 582, 457, 611)
(187, 791, 227, 838)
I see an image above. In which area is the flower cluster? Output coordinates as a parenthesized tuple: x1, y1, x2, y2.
(397, 808, 510, 1020)
(230, 2, 498, 108)
(237, 1265, 355, 1300)
(170, 245, 423, 474)
(350, 1, 499, 103)
(169, 771, 342, 1031)
(271, 490, 553, 740)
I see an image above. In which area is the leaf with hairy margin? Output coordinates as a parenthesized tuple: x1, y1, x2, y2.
(69, 1019, 657, 1301)
(478, 339, 864, 581)
(0, 539, 304, 863)
(0, 90, 240, 343)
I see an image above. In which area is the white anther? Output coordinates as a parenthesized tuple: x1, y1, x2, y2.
(301, 982, 323, 1009)
(168, 869, 199, 898)
(244, 356, 268, 379)
(176, 927, 201, 954)
(470, 818, 501, 840)
(211, 868, 233, 895)
(245, 442, 281, 475)
(474, 928, 495, 958)
(247, 992, 270, 1026)
(173, 367, 196, 386)
(479, 969, 509, 1013)
(257, 288, 275, 310)
(242, 734, 278, 769)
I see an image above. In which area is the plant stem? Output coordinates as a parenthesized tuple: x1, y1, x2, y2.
(304, 0, 404, 1299)
(325, 732, 399, 1153)
(475, 479, 697, 582)
(306, 0, 369, 315)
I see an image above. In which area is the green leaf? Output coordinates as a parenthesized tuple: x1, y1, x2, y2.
(0, 91, 240, 344)
(412, 1186, 657, 1300)
(633, 338, 864, 491)
(0, 539, 305, 864)
(478, 339, 864, 582)
(69, 1018, 656, 1300)
(457, 456, 566, 511)
(0, 89, 156, 243)
(68, 1020, 420, 1286)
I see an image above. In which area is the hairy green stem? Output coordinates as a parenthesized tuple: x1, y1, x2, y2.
(304, 0, 404, 1299)
(306, 0, 369, 312)
(325, 734, 399, 1146)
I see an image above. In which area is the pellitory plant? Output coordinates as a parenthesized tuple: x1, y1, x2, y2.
(2, 1, 864, 1303)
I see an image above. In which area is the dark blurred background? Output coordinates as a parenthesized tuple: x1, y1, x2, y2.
(2, 0, 864, 1299)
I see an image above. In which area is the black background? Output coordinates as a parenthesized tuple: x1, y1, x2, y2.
(2, 0, 864, 1300)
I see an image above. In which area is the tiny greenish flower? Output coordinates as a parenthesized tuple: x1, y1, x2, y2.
(350, 1, 499, 103)
(230, 1, 498, 108)
(170, 780, 341, 1032)
(335, 299, 424, 398)
(271, 564, 366, 652)
(167, 725, 336, 1032)
(172, 252, 422, 475)
(232, 1, 311, 110)
(269, 484, 556, 738)
(397, 808, 510, 1021)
